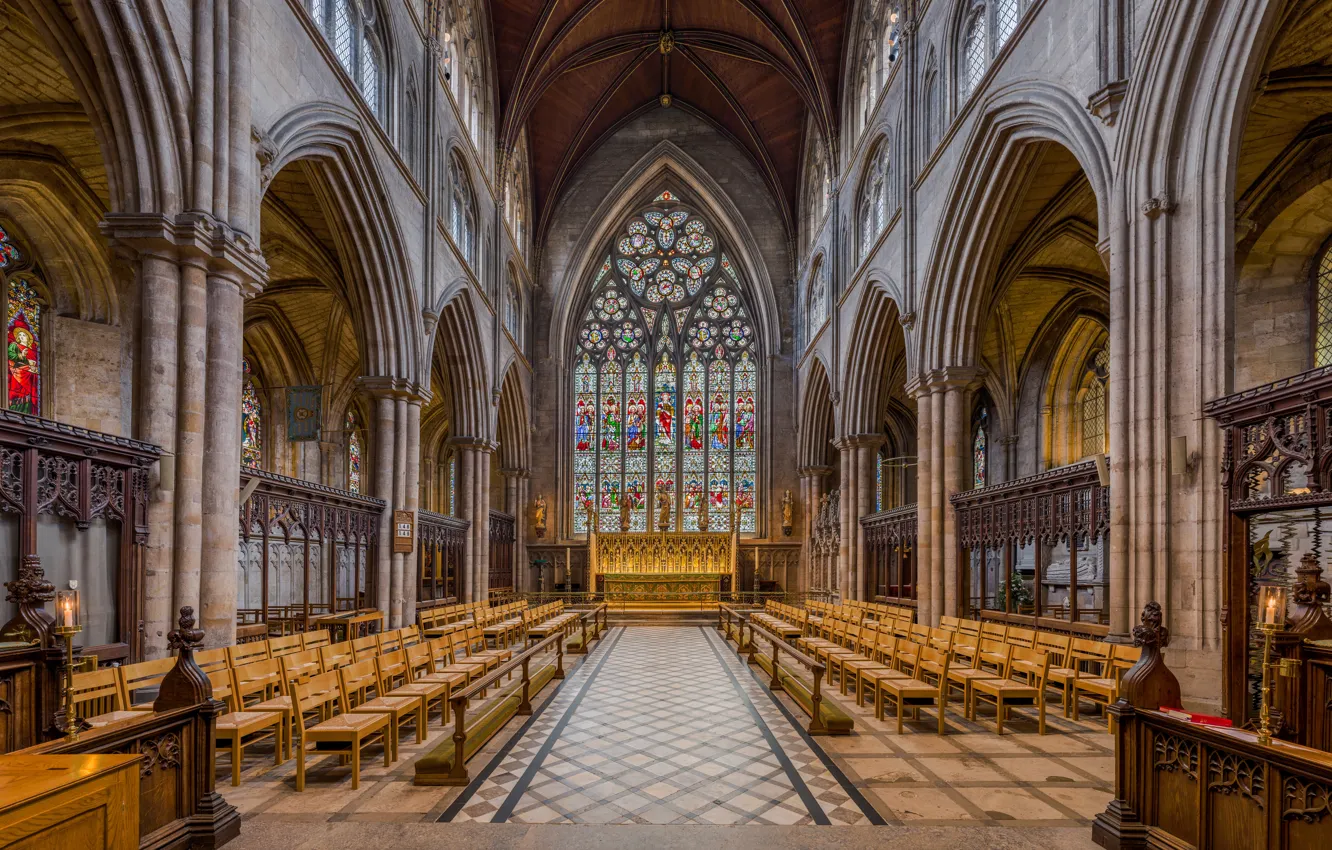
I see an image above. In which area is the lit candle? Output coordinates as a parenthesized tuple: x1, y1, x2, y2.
(1265, 595, 1276, 625)
(62, 599, 73, 628)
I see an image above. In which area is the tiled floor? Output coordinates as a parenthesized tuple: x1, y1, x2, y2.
(446, 626, 872, 825)
(220, 624, 1114, 848)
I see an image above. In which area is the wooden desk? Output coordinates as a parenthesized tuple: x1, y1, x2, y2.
(0, 753, 141, 850)
(311, 610, 384, 643)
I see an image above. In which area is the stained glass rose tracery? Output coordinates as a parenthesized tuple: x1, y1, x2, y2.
(575, 196, 758, 535)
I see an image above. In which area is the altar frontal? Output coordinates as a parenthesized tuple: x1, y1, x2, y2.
(591, 532, 735, 600)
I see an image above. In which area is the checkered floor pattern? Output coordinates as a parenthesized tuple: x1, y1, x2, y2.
(445, 626, 872, 825)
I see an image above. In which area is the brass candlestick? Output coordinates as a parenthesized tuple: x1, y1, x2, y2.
(53, 587, 88, 741)
(1254, 584, 1298, 746)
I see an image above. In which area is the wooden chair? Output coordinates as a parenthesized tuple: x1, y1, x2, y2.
(268, 634, 304, 658)
(406, 642, 469, 723)
(895, 637, 923, 678)
(227, 641, 270, 669)
(399, 625, 423, 647)
(208, 668, 283, 786)
(291, 671, 389, 791)
(70, 668, 140, 727)
(196, 647, 230, 676)
(875, 646, 951, 734)
(1072, 644, 1139, 729)
(301, 629, 331, 650)
(957, 619, 982, 639)
(319, 641, 355, 673)
(377, 649, 450, 726)
(946, 640, 1009, 719)
(1015, 632, 1071, 684)
(1005, 627, 1037, 650)
(119, 657, 176, 709)
(378, 631, 404, 655)
(279, 649, 323, 689)
(1047, 639, 1112, 716)
(234, 659, 295, 760)
(464, 625, 513, 667)
(980, 622, 1007, 644)
(950, 632, 979, 668)
(337, 658, 424, 761)
(432, 636, 487, 682)
(927, 627, 955, 654)
(977, 636, 1013, 674)
(351, 634, 381, 661)
(970, 646, 1051, 734)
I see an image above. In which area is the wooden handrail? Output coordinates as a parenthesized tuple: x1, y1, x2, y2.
(724, 607, 829, 735)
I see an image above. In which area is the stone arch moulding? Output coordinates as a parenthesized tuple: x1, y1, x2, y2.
(916, 79, 1113, 373)
(429, 285, 491, 441)
(842, 279, 908, 436)
(547, 141, 783, 367)
(798, 355, 837, 470)
(494, 364, 530, 473)
(264, 101, 424, 387)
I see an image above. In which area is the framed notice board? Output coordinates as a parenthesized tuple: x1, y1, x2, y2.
(393, 510, 415, 554)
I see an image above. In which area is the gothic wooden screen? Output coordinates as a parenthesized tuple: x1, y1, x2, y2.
(418, 509, 468, 605)
(0, 410, 156, 660)
(950, 458, 1109, 628)
(237, 468, 383, 629)
(488, 509, 515, 593)
(862, 503, 918, 602)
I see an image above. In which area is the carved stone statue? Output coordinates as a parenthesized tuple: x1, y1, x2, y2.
(656, 491, 672, 532)
(697, 500, 710, 532)
(533, 493, 547, 538)
(620, 497, 632, 532)
(781, 489, 795, 536)
(1289, 552, 1332, 638)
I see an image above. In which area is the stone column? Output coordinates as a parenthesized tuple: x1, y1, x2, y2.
(476, 447, 493, 599)
(502, 469, 523, 592)
(403, 399, 422, 624)
(854, 437, 879, 601)
(172, 257, 209, 618)
(373, 394, 396, 615)
(517, 474, 530, 593)
(134, 250, 180, 658)
(836, 441, 853, 600)
(199, 270, 244, 647)
(391, 397, 408, 627)
(929, 388, 945, 626)
(942, 384, 967, 619)
(457, 446, 476, 601)
(914, 385, 934, 624)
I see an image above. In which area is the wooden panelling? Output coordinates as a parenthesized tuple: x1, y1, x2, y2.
(0, 753, 141, 850)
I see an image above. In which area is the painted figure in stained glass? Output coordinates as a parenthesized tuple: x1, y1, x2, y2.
(735, 394, 755, 450)
(709, 391, 730, 450)
(625, 396, 646, 450)
(575, 398, 594, 451)
(655, 390, 674, 442)
(346, 409, 363, 493)
(684, 396, 704, 449)
(6, 278, 41, 414)
(241, 358, 262, 468)
(601, 394, 621, 451)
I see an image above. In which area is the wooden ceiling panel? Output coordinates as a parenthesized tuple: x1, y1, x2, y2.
(487, 0, 847, 234)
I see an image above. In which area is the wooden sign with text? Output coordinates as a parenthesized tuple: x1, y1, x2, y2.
(393, 510, 415, 554)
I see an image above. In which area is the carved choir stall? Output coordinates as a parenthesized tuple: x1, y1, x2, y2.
(862, 503, 918, 604)
(237, 468, 383, 635)
(489, 509, 516, 593)
(591, 531, 734, 601)
(1205, 365, 1332, 744)
(951, 458, 1111, 634)
(1094, 603, 1332, 850)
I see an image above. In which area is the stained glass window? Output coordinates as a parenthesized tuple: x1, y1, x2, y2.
(1081, 348, 1109, 459)
(448, 453, 457, 516)
(875, 451, 884, 512)
(241, 358, 262, 468)
(5, 276, 41, 415)
(972, 407, 988, 489)
(346, 408, 363, 493)
(1316, 244, 1332, 367)
(574, 197, 760, 533)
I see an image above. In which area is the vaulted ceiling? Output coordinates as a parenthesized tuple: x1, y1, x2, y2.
(489, 0, 847, 235)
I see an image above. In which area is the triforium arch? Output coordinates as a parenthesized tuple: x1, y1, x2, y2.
(568, 189, 765, 536)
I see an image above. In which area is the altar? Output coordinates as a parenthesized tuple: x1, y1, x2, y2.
(590, 531, 735, 601)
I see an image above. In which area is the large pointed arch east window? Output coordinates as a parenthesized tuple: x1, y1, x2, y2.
(573, 195, 761, 535)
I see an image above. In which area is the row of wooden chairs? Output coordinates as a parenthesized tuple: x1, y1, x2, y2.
(795, 616, 1138, 734)
(805, 599, 915, 626)
(417, 599, 495, 632)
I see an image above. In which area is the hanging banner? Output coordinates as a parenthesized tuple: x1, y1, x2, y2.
(286, 386, 322, 442)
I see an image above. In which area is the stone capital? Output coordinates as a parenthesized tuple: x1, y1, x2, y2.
(798, 465, 833, 478)
(832, 433, 884, 451)
(101, 211, 268, 294)
(357, 376, 430, 403)
(448, 435, 498, 454)
(918, 366, 986, 393)
(500, 467, 530, 479)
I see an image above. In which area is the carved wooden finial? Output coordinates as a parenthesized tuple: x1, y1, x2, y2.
(1119, 601, 1182, 711)
(1, 554, 55, 646)
(154, 606, 213, 712)
(1289, 553, 1332, 638)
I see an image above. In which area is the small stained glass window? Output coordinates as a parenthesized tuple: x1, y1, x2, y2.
(346, 408, 363, 493)
(241, 358, 262, 468)
(1316, 245, 1332, 367)
(973, 407, 988, 489)
(962, 9, 988, 98)
(5, 276, 41, 415)
(1081, 348, 1109, 459)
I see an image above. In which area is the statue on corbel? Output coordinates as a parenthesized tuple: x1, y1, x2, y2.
(533, 493, 547, 539)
